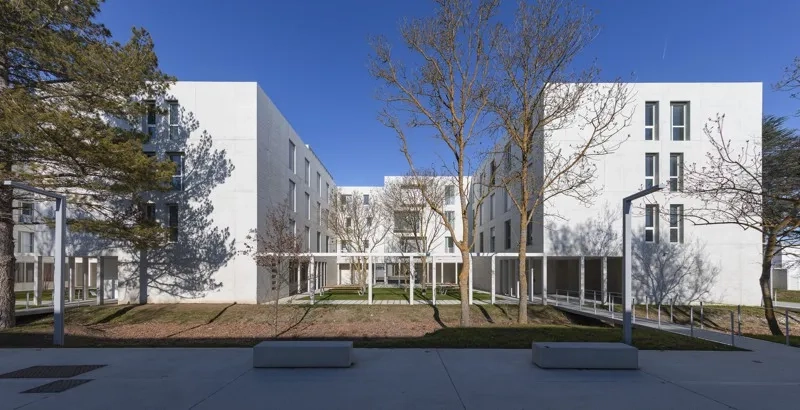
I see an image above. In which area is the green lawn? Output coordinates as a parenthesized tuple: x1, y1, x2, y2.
(776, 290, 800, 304)
(744, 333, 800, 348)
(301, 287, 492, 302)
(359, 326, 741, 350)
(15, 289, 93, 306)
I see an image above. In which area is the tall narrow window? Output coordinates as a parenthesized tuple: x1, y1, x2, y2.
(504, 219, 511, 249)
(363, 239, 369, 250)
(19, 202, 33, 223)
(671, 102, 688, 141)
(289, 141, 296, 172)
(490, 227, 496, 252)
(669, 153, 684, 192)
(363, 194, 370, 205)
(645, 102, 658, 140)
(168, 153, 184, 191)
(504, 144, 512, 172)
(304, 158, 310, 186)
(289, 180, 296, 212)
(144, 203, 156, 222)
(168, 101, 180, 139)
(316, 232, 321, 251)
(490, 161, 497, 185)
(446, 211, 455, 227)
(645, 204, 659, 243)
(326, 182, 330, 204)
(168, 204, 179, 242)
(305, 226, 310, 251)
(526, 220, 533, 246)
(17, 232, 34, 253)
(305, 193, 311, 219)
(346, 217, 352, 228)
(489, 193, 495, 220)
(478, 204, 483, 226)
(445, 185, 455, 205)
(504, 190, 510, 212)
(317, 172, 322, 196)
(316, 201, 321, 222)
(144, 100, 156, 143)
(289, 219, 296, 236)
(479, 232, 484, 253)
(645, 153, 659, 189)
(446, 237, 454, 253)
(669, 204, 684, 243)
(367, 217, 373, 226)
(325, 236, 330, 252)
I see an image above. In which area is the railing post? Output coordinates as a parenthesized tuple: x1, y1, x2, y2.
(658, 304, 661, 329)
(566, 292, 570, 304)
(611, 298, 615, 320)
(786, 309, 790, 346)
(632, 298, 636, 324)
(670, 298, 674, 323)
(690, 307, 694, 338)
(26, 292, 30, 309)
(700, 301, 704, 329)
(730, 311, 735, 347)
(593, 290, 597, 314)
(646, 297, 649, 320)
(737, 305, 741, 336)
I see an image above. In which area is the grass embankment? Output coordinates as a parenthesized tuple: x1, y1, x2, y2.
(0, 303, 736, 350)
(300, 287, 491, 302)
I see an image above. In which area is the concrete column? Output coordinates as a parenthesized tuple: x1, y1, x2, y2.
(33, 256, 42, 305)
(297, 264, 301, 294)
(602, 256, 608, 304)
(409, 255, 415, 305)
(490, 254, 496, 305)
(96, 256, 105, 306)
(307, 260, 312, 295)
(455, 263, 459, 285)
(542, 255, 548, 305)
(68, 256, 75, 302)
(383, 262, 387, 284)
(432, 256, 437, 306)
(580, 256, 585, 307)
(367, 256, 373, 305)
(468, 253, 473, 305)
(529, 263, 535, 302)
(82, 256, 89, 300)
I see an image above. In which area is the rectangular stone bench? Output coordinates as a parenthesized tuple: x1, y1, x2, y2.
(253, 341, 353, 368)
(532, 342, 638, 370)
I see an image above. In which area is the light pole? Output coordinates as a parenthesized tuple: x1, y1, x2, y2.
(622, 184, 661, 345)
(3, 181, 67, 346)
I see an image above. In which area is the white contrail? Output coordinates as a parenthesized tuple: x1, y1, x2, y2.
(662, 38, 668, 60)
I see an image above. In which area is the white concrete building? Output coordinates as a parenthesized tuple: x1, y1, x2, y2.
(12, 82, 335, 305)
(470, 82, 764, 305)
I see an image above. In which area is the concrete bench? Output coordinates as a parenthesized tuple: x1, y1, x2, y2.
(532, 342, 638, 370)
(253, 341, 353, 368)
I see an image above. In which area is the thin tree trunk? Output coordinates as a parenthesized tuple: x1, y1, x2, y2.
(459, 248, 470, 326)
(517, 218, 528, 324)
(761, 233, 782, 335)
(138, 249, 148, 304)
(0, 182, 15, 329)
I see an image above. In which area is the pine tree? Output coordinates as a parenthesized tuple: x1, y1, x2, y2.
(0, 0, 174, 328)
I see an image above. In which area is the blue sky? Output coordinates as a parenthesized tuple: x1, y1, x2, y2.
(99, 0, 800, 186)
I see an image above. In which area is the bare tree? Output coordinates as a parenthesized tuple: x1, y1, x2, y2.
(682, 115, 800, 335)
(325, 188, 389, 293)
(370, 0, 499, 326)
(488, 0, 632, 323)
(381, 172, 448, 292)
(632, 232, 719, 306)
(242, 200, 307, 338)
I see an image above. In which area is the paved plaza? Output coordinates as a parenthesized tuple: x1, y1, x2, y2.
(1, 340, 798, 410)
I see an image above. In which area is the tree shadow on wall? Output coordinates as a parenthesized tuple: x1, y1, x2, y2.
(546, 203, 621, 257)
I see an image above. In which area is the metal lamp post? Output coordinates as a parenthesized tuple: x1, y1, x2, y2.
(4, 181, 67, 346)
(622, 184, 661, 345)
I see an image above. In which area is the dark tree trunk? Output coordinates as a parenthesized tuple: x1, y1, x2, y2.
(459, 248, 470, 326)
(761, 233, 782, 335)
(138, 249, 148, 304)
(0, 183, 15, 329)
(517, 218, 528, 324)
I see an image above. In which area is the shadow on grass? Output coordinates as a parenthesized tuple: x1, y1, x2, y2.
(164, 303, 237, 338)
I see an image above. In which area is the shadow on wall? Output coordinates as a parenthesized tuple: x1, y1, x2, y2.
(546, 203, 621, 257)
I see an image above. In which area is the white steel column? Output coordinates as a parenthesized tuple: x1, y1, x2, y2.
(68, 256, 75, 302)
(490, 254, 496, 305)
(602, 256, 608, 304)
(542, 255, 548, 305)
(579, 256, 585, 308)
(383, 262, 387, 284)
(367, 256, 373, 305)
(309, 256, 316, 304)
(529, 264, 534, 302)
(33, 256, 42, 305)
(468, 254, 473, 305)
(409, 255, 415, 305)
(296, 264, 301, 294)
(82, 256, 89, 300)
(432, 256, 437, 306)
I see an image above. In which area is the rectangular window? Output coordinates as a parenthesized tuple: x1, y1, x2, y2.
(341, 240, 350, 252)
(168, 153, 184, 191)
(479, 232, 484, 253)
(367, 217, 373, 226)
(168, 101, 180, 139)
(288, 219, 296, 236)
(478, 204, 483, 226)
(19, 202, 33, 223)
(504, 144, 512, 173)
(144, 203, 156, 222)
(645, 204, 659, 243)
(17, 231, 34, 253)
(304, 159, 310, 186)
(526, 220, 533, 246)
(446, 211, 455, 227)
(490, 161, 497, 185)
(504, 219, 511, 249)
(504, 190, 510, 212)
(490, 227, 496, 252)
(289, 141, 296, 172)
(305, 226, 310, 251)
(325, 235, 330, 252)
(669, 153, 684, 192)
(363, 239, 369, 250)
(445, 185, 455, 205)
(289, 180, 296, 212)
(316, 232, 321, 251)
(671, 102, 688, 141)
(168, 204, 179, 242)
(144, 100, 156, 143)
(317, 172, 322, 196)
(445, 237, 454, 253)
(645, 102, 658, 140)
(363, 194, 370, 206)
(316, 201, 321, 223)
(346, 217, 352, 228)
(326, 182, 330, 204)
(489, 193, 495, 220)
(305, 193, 311, 219)
(669, 204, 684, 243)
(645, 153, 659, 189)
